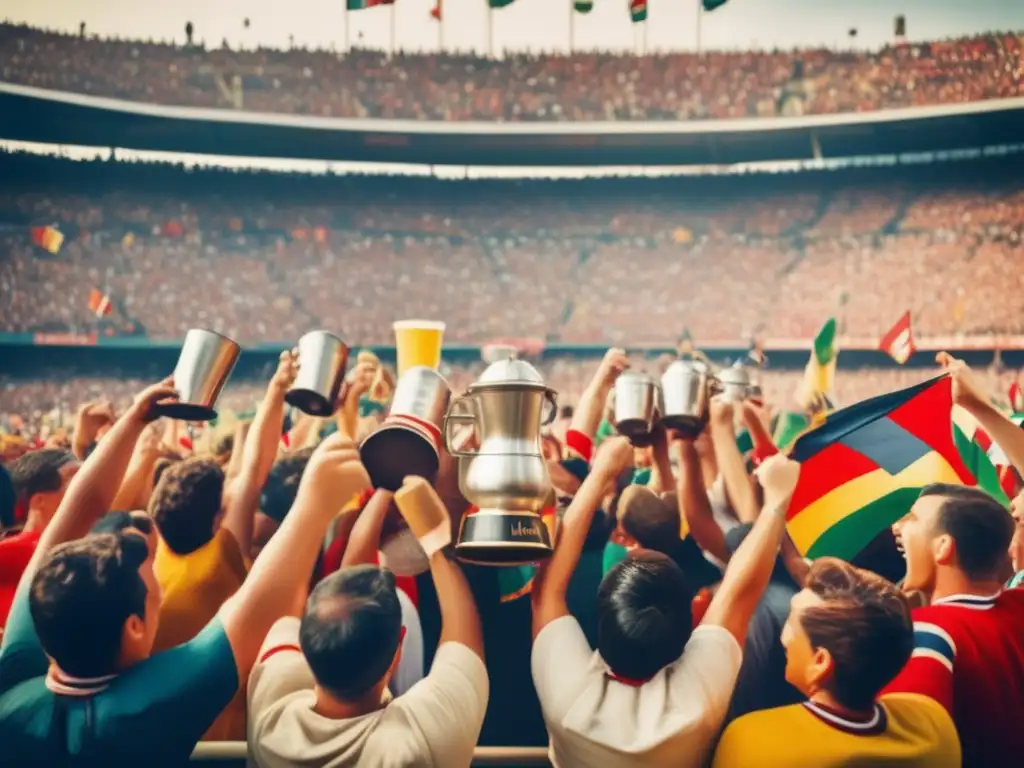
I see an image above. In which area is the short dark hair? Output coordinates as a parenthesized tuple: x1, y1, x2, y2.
(29, 533, 149, 677)
(260, 448, 314, 524)
(151, 455, 179, 488)
(9, 449, 75, 503)
(596, 551, 693, 680)
(558, 405, 574, 420)
(300, 565, 402, 700)
(91, 511, 154, 538)
(918, 484, 1014, 580)
(799, 558, 913, 711)
(149, 458, 224, 555)
(619, 486, 680, 554)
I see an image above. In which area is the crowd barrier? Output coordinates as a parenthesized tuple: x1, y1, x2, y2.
(190, 742, 551, 766)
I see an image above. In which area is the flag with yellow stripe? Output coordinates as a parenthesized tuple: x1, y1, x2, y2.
(785, 376, 975, 560)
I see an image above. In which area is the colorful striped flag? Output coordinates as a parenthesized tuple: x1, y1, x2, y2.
(346, 0, 394, 9)
(785, 376, 976, 560)
(797, 317, 838, 410)
(630, 0, 647, 22)
(87, 289, 112, 317)
(30, 226, 64, 255)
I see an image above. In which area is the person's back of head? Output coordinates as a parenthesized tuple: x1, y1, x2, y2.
(149, 457, 224, 555)
(260, 448, 314, 526)
(300, 564, 403, 703)
(617, 485, 679, 555)
(29, 532, 156, 678)
(9, 448, 77, 528)
(899, 484, 1013, 593)
(597, 551, 693, 681)
(783, 558, 912, 711)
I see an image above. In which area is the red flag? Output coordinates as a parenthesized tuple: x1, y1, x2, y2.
(1009, 381, 1024, 413)
(431, 0, 442, 20)
(88, 288, 112, 317)
(30, 225, 64, 254)
(879, 311, 915, 365)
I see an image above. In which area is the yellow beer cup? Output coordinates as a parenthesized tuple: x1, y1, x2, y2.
(393, 319, 446, 376)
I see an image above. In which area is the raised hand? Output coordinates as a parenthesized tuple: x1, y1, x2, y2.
(936, 351, 987, 412)
(754, 453, 801, 511)
(270, 348, 300, 394)
(129, 377, 179, 424)
(295, 432, 372, 512)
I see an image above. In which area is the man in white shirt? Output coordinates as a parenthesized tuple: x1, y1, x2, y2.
(248, 538, 487, 766)
(531, 436, 801, 768)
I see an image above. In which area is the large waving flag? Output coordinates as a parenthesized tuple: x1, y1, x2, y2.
(786, 376, 975, 560)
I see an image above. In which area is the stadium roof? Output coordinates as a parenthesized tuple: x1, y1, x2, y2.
(2, 83, 1023, 167)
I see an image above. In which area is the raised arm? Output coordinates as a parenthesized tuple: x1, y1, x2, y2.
(394, 478, 483, 660)
(221, 350, 298, 555)
(341, 489, 394, 567)
(940, 352, 1024, 478)
(218, 433, 371, 681)
(709, 397, 759, 524)
(647, 426, 676, 494)
(700, 454, 800, 646)
(674, 437, 730, 563)
(569, 348, 629, 445)
(18, 380, 177, 589)
(532, 437, 633, 638)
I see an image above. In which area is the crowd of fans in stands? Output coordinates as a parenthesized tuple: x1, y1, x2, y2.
(1, 23, 1021, 120)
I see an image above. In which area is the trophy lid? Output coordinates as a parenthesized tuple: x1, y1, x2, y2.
(718, 359, 750, 386)
(474, 352, 546, 388)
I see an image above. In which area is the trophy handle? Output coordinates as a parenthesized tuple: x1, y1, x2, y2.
(444, 396, 478, 458)
(543, 390, 559, 426)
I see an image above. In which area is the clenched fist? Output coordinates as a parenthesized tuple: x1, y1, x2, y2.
(296, 433, 372, 515)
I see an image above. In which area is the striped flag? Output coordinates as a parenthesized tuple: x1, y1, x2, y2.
(346, 0, 394, 8)
(880, 311, 916, 364)
(786, 376, 976, 560)
(30, 226, 64, 255)
(630, 0, 647, 22)
(87, 289, 112, 317)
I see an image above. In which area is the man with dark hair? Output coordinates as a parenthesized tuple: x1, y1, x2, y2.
(0, 377, 374, 764)
(247, 492, 487, 766)
(252, 447, 314, 559)
(0, 449, 78, 625)
(886, 482, 1023, 766)
(613, 485, 721, 591)
(532, 437, 799, 768)
(714, 558, 959, 766)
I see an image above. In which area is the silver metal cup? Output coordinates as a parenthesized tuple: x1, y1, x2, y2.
(660, 358, 716, 438)
(359, 366, 451, 491)
(158, 329, 240, 421)
(613, 372, 660, 446)
(286, 331, 350, 417)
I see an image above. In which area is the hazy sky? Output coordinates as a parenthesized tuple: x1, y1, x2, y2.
(5, 0, 1023, 56)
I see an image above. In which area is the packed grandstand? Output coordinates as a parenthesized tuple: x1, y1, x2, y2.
(3, 15, 1024, 768)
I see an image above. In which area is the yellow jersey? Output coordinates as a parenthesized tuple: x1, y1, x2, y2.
(713, 693, 960, 768)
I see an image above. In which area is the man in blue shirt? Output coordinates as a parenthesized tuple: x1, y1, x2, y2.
(0, 375, 373, 764)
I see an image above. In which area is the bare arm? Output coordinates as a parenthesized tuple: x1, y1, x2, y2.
(532, 437, 633, 639)
(219, 434, 371, 681)
(709, 399, 759, 524)
(109, 426, 163, 511)
(221, 351, 297, 555)
(647, 427, 675, 494)
(340, 490, 393, 567)
(18, 381, 176, 589)
(701, 455, 800, 646)
(569, 348, 629, 442)
(675, 439, 730, 563)
(224, 421, 251, 482)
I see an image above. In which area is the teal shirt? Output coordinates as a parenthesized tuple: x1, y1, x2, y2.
(1009, 570, 1024, 590)
(0, 585, 238, 765)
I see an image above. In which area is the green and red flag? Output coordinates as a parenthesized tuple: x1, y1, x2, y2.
(347, 0, 394, 9)
(785, 376, 977, 560)
(879, 311, 916, 365)
(630, 0, 647, 22)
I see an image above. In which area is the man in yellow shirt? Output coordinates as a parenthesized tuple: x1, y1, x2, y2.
(714, 558, 960, 767)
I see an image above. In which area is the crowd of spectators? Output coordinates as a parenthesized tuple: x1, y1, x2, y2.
(1, 23, 1020, 121)
(2, 157, 1023, 347)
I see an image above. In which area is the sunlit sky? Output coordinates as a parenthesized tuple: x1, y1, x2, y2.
(5, 0, 1024, 56)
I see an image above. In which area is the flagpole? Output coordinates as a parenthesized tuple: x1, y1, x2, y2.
(390, 2, 396, 57)
(439, 3, 444, 51)
(488, 5, 494, 57)
(696, 0, 702, 53)
(643, 15, 648, 55)
(344, 3, 350, 51)
(568, 0, 574, 53)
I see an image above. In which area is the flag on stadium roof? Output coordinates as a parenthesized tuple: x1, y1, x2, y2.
(346, 0, 395, 9)
(574, 0, 594, 12)
(879, 311, 916, 364)
(785, 376, 976, 560)
(630, 0, 647, 23)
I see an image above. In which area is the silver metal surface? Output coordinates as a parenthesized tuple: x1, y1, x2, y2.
(613, 371, 661, 444)
(390, 366, 451, 428)
(159, 329, 240, 421)
(660, 358, 715, 436)
(286, 331, 349, 416)
(717, 359, 753, 403)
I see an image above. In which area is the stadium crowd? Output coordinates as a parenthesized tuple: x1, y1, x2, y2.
(1, 344, 1023, 767)
(2, 156, 1024, 348)
(1, 23, 1021, 120)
